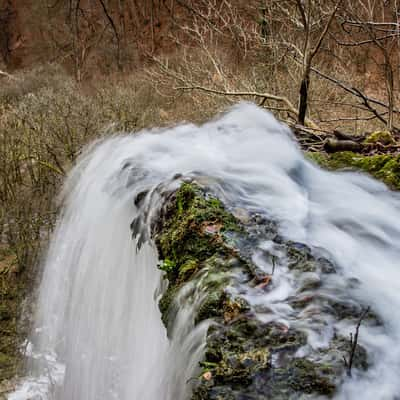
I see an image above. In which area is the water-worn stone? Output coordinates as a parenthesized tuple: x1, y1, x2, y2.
(150, 181, 374, 399)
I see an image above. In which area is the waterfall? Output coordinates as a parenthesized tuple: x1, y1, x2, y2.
(10, 103, 400, 399)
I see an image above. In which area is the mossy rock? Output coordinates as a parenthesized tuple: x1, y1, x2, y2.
(150, 181, 371, 399)
(196, 290, 226, 324)
(193, 318, 316, 398)
(158, 285, 179, 327)
(307, 151, 400, 190)
(364, 130, 395, 145)
(212, 347, 271, 385)
(284, 358, 335, 395)
(154, 182, 241, 284)
(152, 182, 245, 328)
(178, 259, 199, 282)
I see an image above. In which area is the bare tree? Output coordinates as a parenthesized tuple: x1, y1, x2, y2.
(336, 1, 400, 131)
(263, 0, 343, 125)
(296, 0, 343, 125)
(43, 0, 135, 80)
(98, 0, 122, 70)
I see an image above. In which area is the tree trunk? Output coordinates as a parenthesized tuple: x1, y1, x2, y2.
(298, 70, 310, 126)
(385, 58, 394, 132)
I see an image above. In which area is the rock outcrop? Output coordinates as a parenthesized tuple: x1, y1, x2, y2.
(150, 182, 372, 399)
(307, 150, 400, 190)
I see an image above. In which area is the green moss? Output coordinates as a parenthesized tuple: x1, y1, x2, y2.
(199, 360, 219, 374)
(156, 182, 240, 279)
(196, 291, 225, 324)
(364, 130, 395, 145)
(196, 317, 335, 398)
(286, 359, 335, 396)
(307, 151, 400, 190)
(204, 319, 307, 372)
(200, 258, 232, 288)
(157, 183, 240, 281)
(154, 182, 349, 398)
(158, 285, 179, 327)
(213, 347, 271, 384)
(376, 157, 400, 189)
(155, 183, 242, 326)
(175, 182, 197, 215)
(306, 152, 332, 169)
(178, 259, 199, 282)
(158, 258, 176, 274)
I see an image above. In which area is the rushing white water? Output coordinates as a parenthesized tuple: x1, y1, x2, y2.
(10, 102, 400, 399)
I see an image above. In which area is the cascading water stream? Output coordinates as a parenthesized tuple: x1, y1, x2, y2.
(9, 103, 400, 399)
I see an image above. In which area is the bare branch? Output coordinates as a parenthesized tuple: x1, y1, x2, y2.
(309, 0, 343, 61)
(330, 32, 399, 47)
(175, 85, 320, 130)
(97, 0, 122, 68)
(344, 306, 370, 377)
(308, 66, 395, 112)
(295, 0, 307, 29)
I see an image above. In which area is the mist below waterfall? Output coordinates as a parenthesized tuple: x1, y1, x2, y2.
(10, 103, 400, 399)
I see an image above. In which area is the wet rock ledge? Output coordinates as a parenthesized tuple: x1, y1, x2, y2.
(151, 182, 372, 400)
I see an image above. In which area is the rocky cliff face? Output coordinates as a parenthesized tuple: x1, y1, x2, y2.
(150, 181, 372, 399)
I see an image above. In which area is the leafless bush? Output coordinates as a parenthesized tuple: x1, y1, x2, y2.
(2, 1, 400, 271)
(336, 1, 400, 131)
(0, 63, 233, 270)
(147, 0, 399, 135)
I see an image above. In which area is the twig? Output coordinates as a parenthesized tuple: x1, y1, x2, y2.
(330, 32, 398, 47)
(343, 306, 370, 377)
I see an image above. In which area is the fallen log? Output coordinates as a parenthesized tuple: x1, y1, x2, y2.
(324, 138, 363, 153)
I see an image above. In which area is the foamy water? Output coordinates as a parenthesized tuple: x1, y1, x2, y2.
(10, 103, 400, 399)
